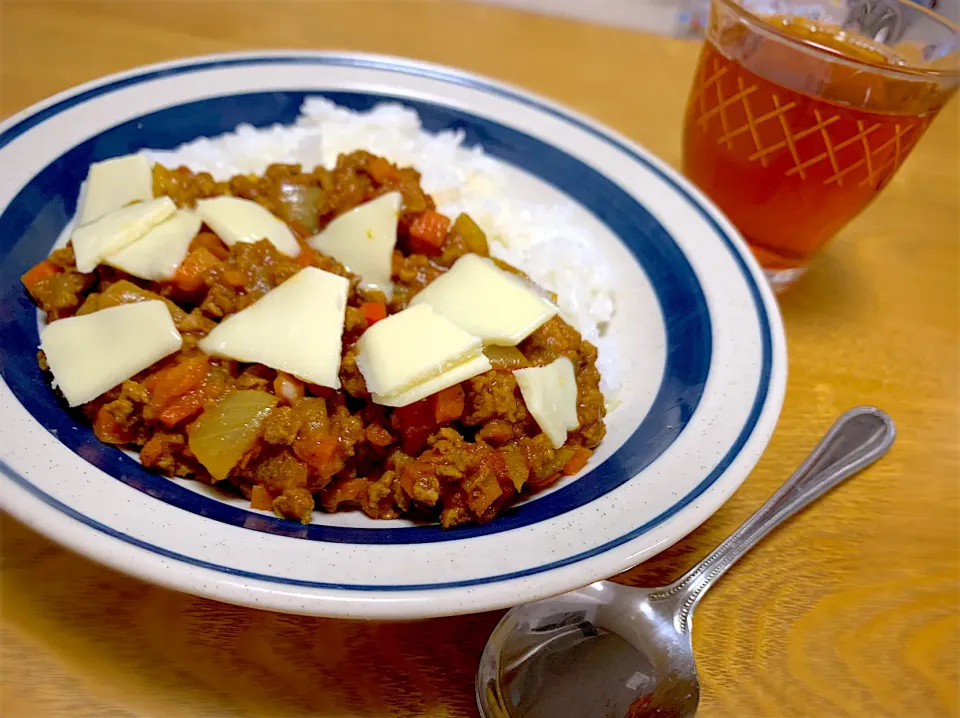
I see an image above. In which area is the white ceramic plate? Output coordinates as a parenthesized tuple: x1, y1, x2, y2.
(0, 52, 786, 619)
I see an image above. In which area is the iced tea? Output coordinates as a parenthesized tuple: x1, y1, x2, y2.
(682, 10, 957, 284)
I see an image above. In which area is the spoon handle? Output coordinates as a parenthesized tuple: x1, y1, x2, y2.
(657, 406, 895, 629)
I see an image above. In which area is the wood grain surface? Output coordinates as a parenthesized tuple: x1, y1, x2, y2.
(1, 1, 958, 716)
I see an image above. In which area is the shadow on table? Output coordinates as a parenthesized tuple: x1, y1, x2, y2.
(772, 244, 868, 328)
(0, 515, 494, 716)
(0, 494, 745, 716)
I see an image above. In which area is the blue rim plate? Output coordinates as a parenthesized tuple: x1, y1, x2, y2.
(0, 51, 786, 618)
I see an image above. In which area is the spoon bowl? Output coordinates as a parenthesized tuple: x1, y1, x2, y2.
(478, 581, 698, 717)
(477, 406, 896, 717)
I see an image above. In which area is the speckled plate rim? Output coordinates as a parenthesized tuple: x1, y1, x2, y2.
(0, 51, 787, 618)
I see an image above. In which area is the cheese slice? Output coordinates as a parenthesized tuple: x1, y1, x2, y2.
(40, 300, 182, 407)
(410, 254, 557, 346)
(196, 196, 300, 257)
(373, 354, 492, 407)
(76, 154, 154, 226)
(355, 304, 483, 399)
(198, 267, 348, 389)
(307, 192, 400, 295)
(514, 357, 579, 448)
(104, 210, 202, 280)
(71, 197, 177, 274)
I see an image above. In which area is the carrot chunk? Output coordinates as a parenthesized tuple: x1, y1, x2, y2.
(432, 385, 465, 423)
(21, 259, 61, 292)
(365, 424, 394, 447)
(189, 232, 230, 260)
(360, 302, 387, 327)
(250, 485, 274, 511)
(562, 447, 593, 476)
(173, 247, 221, 293)
(139, 435, 164, 466)
(366, 156, 399, 184)
(293, 431, 340, 473)
(294, 236, 316, 267)
(148, 356, 210, 411)
(407, 210, 451, 255)
(392, 399, 437, 454)
(158, 392, 204, 428)
(93, 406, 133, 444)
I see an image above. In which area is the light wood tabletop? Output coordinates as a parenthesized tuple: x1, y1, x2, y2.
(1, 1, 958, 717)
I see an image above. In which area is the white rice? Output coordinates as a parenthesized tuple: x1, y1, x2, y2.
(145, 99, 619, 395)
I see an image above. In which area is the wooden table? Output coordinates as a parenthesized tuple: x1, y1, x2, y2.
(2, 2, 958, 716)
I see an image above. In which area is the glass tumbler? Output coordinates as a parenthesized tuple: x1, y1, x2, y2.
(681, 0, 959, 289)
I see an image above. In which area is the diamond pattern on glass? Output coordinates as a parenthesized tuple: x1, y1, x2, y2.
(690, 58, 929, 187)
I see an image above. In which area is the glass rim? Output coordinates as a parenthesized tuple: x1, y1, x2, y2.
(711, 0, 960, 82)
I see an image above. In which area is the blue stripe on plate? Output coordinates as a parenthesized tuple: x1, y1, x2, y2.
(0, 55, 771, 590)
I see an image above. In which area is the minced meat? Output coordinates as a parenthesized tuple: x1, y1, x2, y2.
(25, 151, 607, 527)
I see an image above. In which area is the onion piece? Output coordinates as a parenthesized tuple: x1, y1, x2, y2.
(483, 345, 529, 370)
(277, 184, 322, 235)
(450, 213, 489, 256)
(188, 390, 278, 481)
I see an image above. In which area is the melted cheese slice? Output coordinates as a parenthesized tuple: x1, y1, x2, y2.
(356, 304, 485, 399)
(373, 354, 492, 407)
(514, 357, 579, 448)
(76, 154, 154, 226)
(71, 197, 177, 274)
(196, 196, 300, 257)
(105, 210, 202, 280)
(198, 267, 348, 389)
(40, 300, 182, 407)
(308, 192, 400, 295)
(410, 254, 557, 346)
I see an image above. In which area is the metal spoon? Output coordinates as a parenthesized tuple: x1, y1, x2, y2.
(476, 406, 896, 718)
